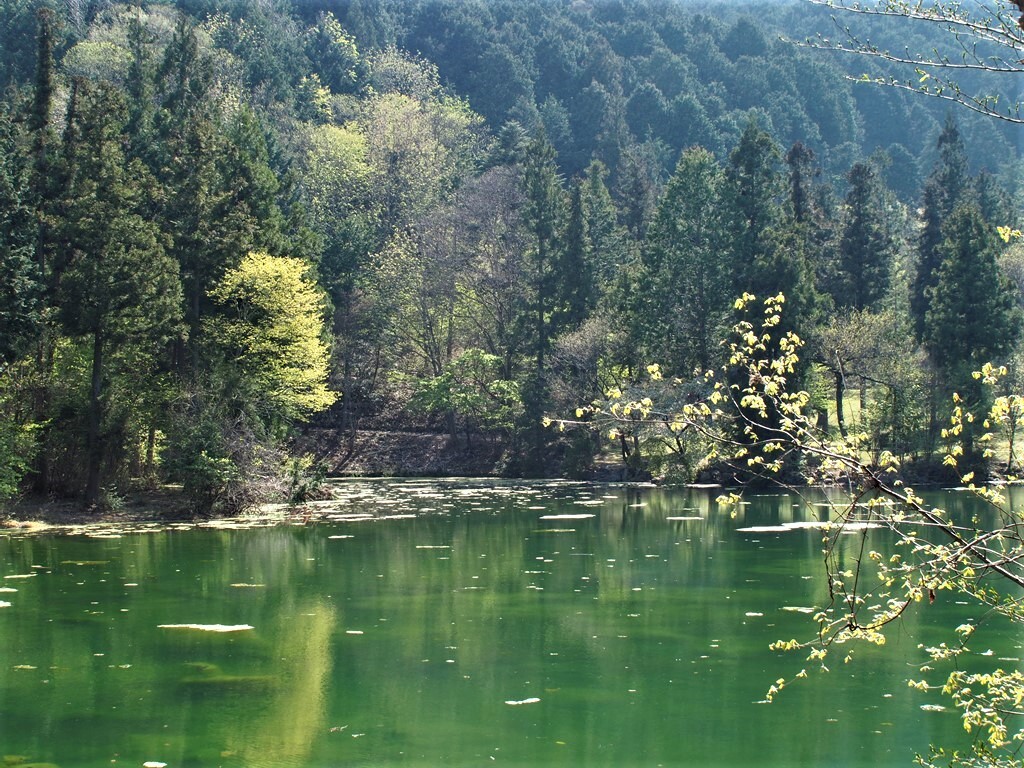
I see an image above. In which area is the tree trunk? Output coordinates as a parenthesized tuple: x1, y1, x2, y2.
(859, 377, 868, 430)
(835, 368, 847, 438)
(84, 328, 104, 508)
(1007, 415, 1018, 475)
(145, 422, 157, 479)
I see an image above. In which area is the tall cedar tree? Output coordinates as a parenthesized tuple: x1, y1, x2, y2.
(519, 132, 566, 470)
(0, 107, 40, 364)
(556, 180, 597, 331)
(838, 161, 896, 312)
(55, 81, 182, 506)
(521, 132, 566, 376)
(726, 119, 785, 295)
(641, 146, 731, 376)
(26, 7, 58, 495)
(911, 116, 972, 339)
(924, 203, 1021, 456)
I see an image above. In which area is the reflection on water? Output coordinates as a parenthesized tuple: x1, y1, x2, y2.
(0, 480, 1002, 767)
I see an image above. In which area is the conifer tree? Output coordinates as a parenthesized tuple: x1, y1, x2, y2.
(554, 180, 597, 331)
(726, 118, 786, 294)
(579, 160, 626, 289)
(924, 203, 1021, 457)
(519, 131, 567, 471)
(837, 161, 897, 312)
(55, 81, 182, 506)
(0, 107, 39, 365)
(911, 116, 973, 339)
(727, 123, 822, 397)
(641, 146, 731, 375)
(521, 131, 567, 377)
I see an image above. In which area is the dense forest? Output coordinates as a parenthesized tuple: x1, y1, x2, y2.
(1, 0, 1022, 512)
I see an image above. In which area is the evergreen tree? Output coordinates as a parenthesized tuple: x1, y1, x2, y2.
(0, 107, 39, 365)
(521, 131, 567, 376)
(219, 106, 288, 256)
(305, 11, 361, 94)
(641, 146, 731, 375)
(615, 140, 666, 241)
(924, 203, 1022, 456)
(911, 116, 973, 339)
(837, 160, 897, 312)
(124, 13, 158, 164)
(519, 131, 567, 471)
(784, 140, 840, 311)
(725, 118, 786, 294)
(974, 169, 1013, 226)
(554, 180, 597, 332)
(727, 125, 821, 400)
(24, 6, 60, 495)
(55, 81, 183, 506)
(785, 141, 818, 226)
(579, 159, 626, 289)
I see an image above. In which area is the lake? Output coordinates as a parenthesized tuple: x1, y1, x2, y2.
(0, 480, 1008, 767)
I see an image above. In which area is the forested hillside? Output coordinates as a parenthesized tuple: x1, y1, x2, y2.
(1, 0, 1022, 511)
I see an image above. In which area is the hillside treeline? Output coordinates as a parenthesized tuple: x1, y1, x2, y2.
(1, 0, 1022, 509)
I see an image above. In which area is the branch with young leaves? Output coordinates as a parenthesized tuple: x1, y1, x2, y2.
(552, 293, 1024, 765)
(796, 0, 1024, 123)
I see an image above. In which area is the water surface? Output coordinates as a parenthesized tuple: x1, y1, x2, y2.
(0, 480, 1006, 767)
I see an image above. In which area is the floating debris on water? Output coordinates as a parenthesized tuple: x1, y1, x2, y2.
(61, 561, 108, 566)
(505, 697, 541, 706)
(737, 521, 882, 534)
(158, 623, 254, 632)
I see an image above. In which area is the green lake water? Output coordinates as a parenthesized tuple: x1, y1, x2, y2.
(0, 480, 1012, 767)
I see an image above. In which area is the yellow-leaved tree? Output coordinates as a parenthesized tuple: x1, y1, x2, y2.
(205, 251, 337, 426)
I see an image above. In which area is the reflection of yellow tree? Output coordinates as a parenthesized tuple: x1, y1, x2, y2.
(227, 600, 336, 767)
